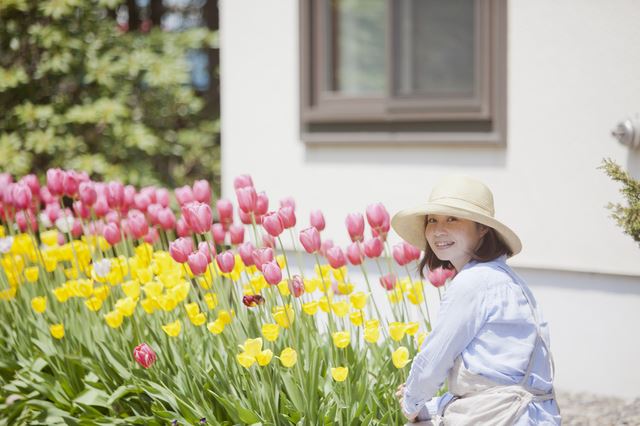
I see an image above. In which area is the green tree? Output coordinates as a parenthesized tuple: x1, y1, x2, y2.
(0, 0, 219, 189)
(600, 158, 640, 247)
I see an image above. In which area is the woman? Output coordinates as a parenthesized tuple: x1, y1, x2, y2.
(391, 175, 561, 425)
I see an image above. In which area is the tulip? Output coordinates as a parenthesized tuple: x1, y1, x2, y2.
(182, 202, 212, 234)
(389, 322, 407, 341)
(262, 323, 279, 341)
(216, 251, 235, 273)
(16, 210, 37, 232)
(332, 331, 350, 349)
(134, 193, 151, 212)
(366, 202, 390, 232)
(319, 239, 334, 258)
(155, 188, 169, 207)
(11, 182, 32, 210)
(288, 275, 304, 298)
(236, 186, 257, 213)
(279, 347, 297, 368)
(162, 320, 182, 337)
(299, 227, 321, 253)
(46, 168, 64, 196)
(175, 185, 194, 206)
(169, 237, 193, 263)
(198, 241, 215, 262)
(310, 209, 325, 231)
(176, 217, 190, 237)
(122, 185, 135, 210)
(144, 227, 159, 244)
(364, 237, 384, 258)
(72, 200, 90, 219)
(252, 247, 274, 272)
(238, 242, 255, 266)
(346, 242, 364, 265)
(62, 171, 79, 197)
(157, 207, 176, 230)
(427, 267, 456, 288)
(262, 234, 275, 248)
(255, 191, 269, 216)
(279, 196, 295, 209)
(345, 212, 365, 242)
(243, 294, 265, 307)
(133, 343, 157, 368)
(211, 223, 226, 244)
(103, 223, 121, 245)
(31, 296, 47, 313)
(39, 186, 55, 204)
(331, 367, 349, 382)
(188, 251, 209, 275)
(20, 174, 40, 195)
(256, 349, 273, 366)
(106, 181, 125, 209)
(350, 291, 367, 310)
(326, 246, 346, 269)
(379, 273, 397, 291)
(393, 243, 409, 266)
(127, 210, 149, 239)
(262, 260, 282, 285)
(71, 219, 83, 238)
(392, 346, 411, 369)
(50, 323, 65, 339)
(233, 174, 254, 190)
(216, 198, 234, 228)
(277, 206, 296, 229)
(229, 223, 244, 244)
(364, 324, 380, 343)
(93, 196, 109, 217)
(403, 242, 421, 262)
(193, 179, 211, 204)
(262, 211, 284, 237)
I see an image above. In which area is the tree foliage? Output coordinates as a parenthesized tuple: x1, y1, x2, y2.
(0, 0, 219, 189)
(599, 158, 640, 247)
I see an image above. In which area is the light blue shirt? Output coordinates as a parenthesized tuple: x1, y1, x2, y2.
(403, 255, 561, 425)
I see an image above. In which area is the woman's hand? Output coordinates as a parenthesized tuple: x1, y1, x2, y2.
(396, 383, 418, 423)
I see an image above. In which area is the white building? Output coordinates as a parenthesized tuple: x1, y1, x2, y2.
(219, 0, 640, 399)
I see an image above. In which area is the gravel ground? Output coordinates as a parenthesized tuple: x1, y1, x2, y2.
(556, 390, 640, 425)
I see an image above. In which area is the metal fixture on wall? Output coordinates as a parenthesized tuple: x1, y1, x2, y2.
(611, 116, 640, 149)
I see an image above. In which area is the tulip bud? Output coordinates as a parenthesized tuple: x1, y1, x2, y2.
(187, 251, 209, 275)
(133, 343, 157, 368)
(157, 207, 176, 230)
(94, 196, 109, 217)
(279, 196, 296, 209)
(192, 179, 211, 204)
(176, 217, 191, 237)
(233, 174, 254, 190)
(252, 247, 274, 272)
(156, 188, 170, 207)
(345, 213, 365, 242)
(277, 206, 296, 229)
(182, 202, 212, 235)
(11, 182, 32, 210)
(134, 193, 151, 212)
(20, 174, 40, 196)
(346, 242, 364, 265)
(127, 210, 149, 240)
(198, 241, 215, 262)
(238, 208, 252, 225)
(326, 246, 346, 269)
(243, 294, 265, 307)
(62, 171, 80, 197)
(262, 260, 282, 285)
(299, 227, 321, 253)
(78, 182, 97, 206)
(403, 242, 421, 262)
(169, 237, 193, 263)
(46, 168, 64, 196)
(262, 211, 284, 237)
(310, 209, 325, 231)
(236, 187, 257, 213)
(255, 192, 269, 216)
(175, 185, 194, 206)
(392, 243, 409, 266)
(216, 251, 235, 273)
(211, 223, 226, 244)
(229, 223, 245, 244)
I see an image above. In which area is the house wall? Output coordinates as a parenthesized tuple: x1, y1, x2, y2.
(220, 0, 640, 398)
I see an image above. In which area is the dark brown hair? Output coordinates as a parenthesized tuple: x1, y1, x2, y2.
(417, 215, 512, 278)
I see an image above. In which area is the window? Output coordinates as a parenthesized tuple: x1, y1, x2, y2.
(299, 0, 506, 144)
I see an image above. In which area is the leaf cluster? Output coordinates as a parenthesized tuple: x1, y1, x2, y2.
(599, 158, 640, 247)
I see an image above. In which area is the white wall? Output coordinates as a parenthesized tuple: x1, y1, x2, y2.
(220, 0, 640, 398)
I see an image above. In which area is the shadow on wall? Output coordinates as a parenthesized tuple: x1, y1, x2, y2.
(626, 148, 640, 179)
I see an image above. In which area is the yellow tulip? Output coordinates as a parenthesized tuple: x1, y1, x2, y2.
(52, 286, 69, 303)
(331, 266, 347, 281)
(24, 266, 39, 283)
(301, 301, 319, 316)
(0, 287, 16, 301)
(364, 325, 380, 343)
(84, 296, 103, 312)
(303, 278, 319, 293)
(407, 288, 424, 305)
(105, 310, 124, 328)
(93, 285, 110, 301)
(392, 346, 411, 369)
(405, 321, 419, 336)
(416, 332, 428, 348)
(365, 319, 379, 329)
(332, 331, 350, 349)
(218, 309, 234, 325)
(318, 296, 330, 313)
(162, 320, 181, 337)
(204, 293, 218, 310)
(134, 266, 154, 284)
(158, 294, 178, 312)
(389, 322, 407, 342)
(170, 280, 190, 302)
(279, 347, 297, 368)
(140, 297, 157, 314)
(64, 267, 79, 279)
(250, 275, 268, 292)
(40, 230, 59, 246)
(185, 302, 200, 318)
(42, 253, 57, 272)
(331, 366, 349, 382)
(261, 323, 280, 342)
(331, 300, 349, 317)
(31, 296, 46, 313)
(256, 349, 273, 366)
(76, 279, 94, 298)
(135, 243, 154, 265)
(314, 264, 331, 281)
(143, 280, 164, 298)
(388, 287, 403, 304)
(50, 323, 64, 339)
(276, 255, 286, 270)
(337, 281, 354, 295)
(240, 338, 263, 357)
(0, 226, 4, 237)
(273, 305, 294, 328)
(115, 297, 136, 317)
(121, 280, 141, 299)
(207, 318, 225, 335)
(236, 352, 256, 368)
(277, 280, 290, 296)
(189, 312, 206, 326)
(349, 292, 367, 310)
(349, 311, 363, 326)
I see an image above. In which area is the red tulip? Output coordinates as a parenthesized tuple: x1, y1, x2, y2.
(133, 343, 157, 368)
(169, 237, 193, 263)
(262, 211, 284, 237)
(193, 179, 211, 204)
(236, 187, 257, 213)
(255, 191, 269, 216)
(198, 241, 216, 262)
(182, 202, 212, 234)
(288, 275, 305, 298)
(379, 273, 397, 291)
(106, 181, 125, 209)
(78, 182, 97, 205)
(310, 209, 325, 231)
(216, 251, 235, 273)
(211, 223, 226, 244)
(402, 242, 421, 262)
(175, 185, 195, 206)
(156, 188, 170, 207)
(188, 251, 209, 275)
(252, 247, 274, 272)
(326, 246, 346, 269)
(346, 242, 364, 265)
(176, 217, 191, 237)
(262, 260, 282, 285)
(299, 227, 321, 253)
(427, 267, 456, 288)
(46, 168, 64, 196)
(238, 242, 255, 266)
(157, 207, 176, 230)
(216, 199, 234, 229)
(345, 213, 365, 242)
(11, 182, 32, 210)
(363, 237, 383, 258)
(243, 294, 265, 307)
(127, 210, 148, 239)
(62, 171, 79, 197)
(233, 174, 254, 190)
(229, 223, 245, 244)
(277, 206, 296, 229)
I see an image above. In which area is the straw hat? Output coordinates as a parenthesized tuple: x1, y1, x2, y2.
(390, 175, 522, 256)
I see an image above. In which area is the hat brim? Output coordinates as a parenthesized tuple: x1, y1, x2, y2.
(391, 202, 522, 257)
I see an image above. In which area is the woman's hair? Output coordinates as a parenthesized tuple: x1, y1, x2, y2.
(417, 215, 512, 278)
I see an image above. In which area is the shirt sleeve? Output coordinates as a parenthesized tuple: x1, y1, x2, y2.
(402, 269, 490, 417)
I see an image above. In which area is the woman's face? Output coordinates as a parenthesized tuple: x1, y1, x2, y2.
(424, 214, 488, 271)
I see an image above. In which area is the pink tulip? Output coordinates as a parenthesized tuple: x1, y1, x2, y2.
(46, 168, 64, 196)
(134, 193, 151, 212)
(427, 267, 456, 288)
(216, 251, 235, 273)
(182, 202, 212, 234)
(1, 185, 13, 205)
(133, 343, 157, 368)
(39, 187, 55, 205)
(11, 183, 32, 210)
(366, 203, 389, 230)
(147, 204, 162, 226)
(310, 209, 325, 231)
(16, 210, 37, 232)
(176, 217, 191, 237)
(198, 241, 215, 262)
(144, 227, 159, 244)
(0, 173, 12, 187)
(238, 242, 255, 266)
(216, 199, 234, 229)
(106, 181, 125, 210)
(255, 192, 269, 216)
(93, 196, 109, 217)
(345, 213, 365, 242)
(123, 185, 136, 210)
(169, 237, 193, 263)
(319, 239, 334, 258)
(211, 223, 226, 244)
(155, 188, 170, 207)
(104, 222, 122, 245)
(379, 273, 397, 291)
(279, 196, 296, 209)
(175, 185, 194, 206)
(262, 233, 275, 248)
(262, 211, 284, 237)
(277, 206, 296, 229)
(392, 243, 409, 266)
(187, 251, 209, 275)
(140, 186, 157, 203)
(238, 208, 252, 225)
(105, 211, 119, 224)
(326, 246, 346, 269)
(363, 237, 383, 258)
(78, 182, 97, 205)
(288, 275, 304, 298)
(403, 242, 421, 262)
(299, 227, 321, 253)
(346, 242, 364, 265)
(57, 232, 66, 245)
(236, 187, 257, 213)
(229, 223, 244, 244)
(193, 180, 211, 204)
(45, 203, 62, 223)
(127, 210, 149, 239)
(262, 260, 282, 285)
(73, 201, 91, 219)
(252, 247, 274, 272)
(233, 174, 254, 190)
(62, 171, 79, 197)
(71, 219, 83, 238)
(20, 174, 40, 195)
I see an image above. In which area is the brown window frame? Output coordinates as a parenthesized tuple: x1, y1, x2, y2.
(299, 0, 507, 145)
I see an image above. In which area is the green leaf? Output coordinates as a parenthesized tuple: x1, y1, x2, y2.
(73, 386, 111, 409)
(235, 402, 261, 424)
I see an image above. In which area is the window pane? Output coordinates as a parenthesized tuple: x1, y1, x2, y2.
(326, 0, 386, 95)
(394, 0, 475, 97)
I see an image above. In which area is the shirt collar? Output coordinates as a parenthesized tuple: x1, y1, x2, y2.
(459, 254, 507, 272)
